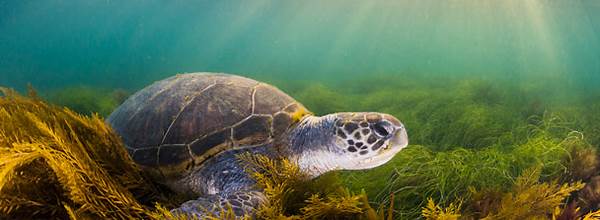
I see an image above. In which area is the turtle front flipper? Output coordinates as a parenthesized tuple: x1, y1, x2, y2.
(171, 190, 266, 218)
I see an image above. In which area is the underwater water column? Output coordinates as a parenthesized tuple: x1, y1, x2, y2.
(0, 0, 599, 91)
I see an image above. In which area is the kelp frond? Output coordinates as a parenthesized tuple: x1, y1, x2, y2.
(573, 176, 600, 216)
(481, 167, 585, 220)
(300, 189, 365, 219)
(561, 132, 600, 182)
(237, 152, 308, 219)
(238, 153, 386, 220)
(433, 166, 589, 220)
(147, 203, 250, 220)
(0, 148, 41, 192)
(421, 198, 462, 220)
(0, 88, 169, 219)
(582, 209, 600, 220)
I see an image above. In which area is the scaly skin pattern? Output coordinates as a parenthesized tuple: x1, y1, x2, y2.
(107, 72, 408, 218)
(170, 147, 270, 217)
(168, 113, 408, 218)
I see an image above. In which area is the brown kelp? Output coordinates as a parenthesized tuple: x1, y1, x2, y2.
(237, 153, 395, 220)
(571, 176, 600, 216)
(421, 198, 462, 220)
(423, 166, 600, 220)
(0, 88, 171, 219)
(423, 166, 587, 220)
(0, 89, 392, 219)
(476, 167, 584, 219)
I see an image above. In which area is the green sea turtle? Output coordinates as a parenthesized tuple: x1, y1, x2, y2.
(107, 72, 408, 218)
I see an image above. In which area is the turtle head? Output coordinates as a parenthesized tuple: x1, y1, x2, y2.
(289, 112, 408, 177)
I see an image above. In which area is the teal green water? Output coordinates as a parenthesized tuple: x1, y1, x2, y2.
(2, 0, 600, 148)
(3, 1, 600, 218)
(2, 0, 600, 90)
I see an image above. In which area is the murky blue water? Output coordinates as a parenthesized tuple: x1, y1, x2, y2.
(1, 0, 600, 91)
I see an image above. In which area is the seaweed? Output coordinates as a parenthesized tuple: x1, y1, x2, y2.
(237, 152, 309, 218)
(3, 73, 600, 219)
(0, 88, 394, 220)
(293, 83, 351, 115)
(572, 176, 600, 216)
(341, 118, 591, 219)
(561, 133, 599, 183)
(583, 210, 600, 220)
(0, 88, 171, 219)
(421, 198, 462, 220)
(300, 189, 367, 219)
(286, 75, 600, 152)
(288, 76, 527, 150)
(44, 85, 130, 117)
(423, 167, 585, 220)
(237, 153, 397, 220)
(479, 167, 584, 220)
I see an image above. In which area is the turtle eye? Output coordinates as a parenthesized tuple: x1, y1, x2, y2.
(373, 121, 393, 137)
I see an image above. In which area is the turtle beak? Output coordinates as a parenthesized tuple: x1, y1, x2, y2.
(353, 123, 408, 169)
(374, 124, 408, 161)
(377, 114, 408, 155)
(388, 124, 408, 151)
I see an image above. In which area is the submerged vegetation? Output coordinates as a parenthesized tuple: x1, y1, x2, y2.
(1, 74, 600, 219)
(284, 75, 600, 219)
(44, 85, 130, 117)
(237, 153, 392, 220)
(0, 89, 391, 219)
(0, 88, 172, 219)
(342, 130, 598, 219)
